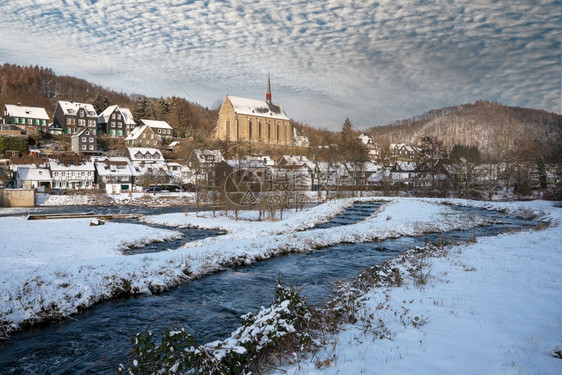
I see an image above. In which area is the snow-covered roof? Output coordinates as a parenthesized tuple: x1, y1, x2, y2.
(224, 159, 267, 169)
(17, 167, 52, 182)
(57, 101, 97, 117)
(127, 147, 164, 162)
(4, 104, 49, 120)
(48, 157, 95, 171)
(393, 161, 419, 172)
(95, 158, 135, 177)
(98, 105, 136, 125)
(227, 96, 289, 121)
(140, 119, 173, 130)
(243, 155, 276, 166)
(192, 149, 223, 161)
(279, 154, 310, 165)
(358, 133, 374, 145)
(72, 128, 95, 138)
(125, 125, 149, 141)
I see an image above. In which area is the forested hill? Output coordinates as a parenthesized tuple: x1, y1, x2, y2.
(0, 63, 217, 138)
(366, 100, 562, 161)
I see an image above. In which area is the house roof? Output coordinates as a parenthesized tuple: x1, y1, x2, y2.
(18, 167, 52, 181)
(95, 158, 135, 177)
(140, 119, 173, 130)
(48, 156, 95, 171)
(57, 101, 97, 117)
(127, 147, 164, 161)
(227, 96, 289, 121)
(243, 155, 276, 166)
(4, 104, 49, 120)
(72, 128, 95, 138)
(98, 105, 136, 125)
(125, 124, 150, 141)
(223, 159, 267, 169)
(279, 154, 310, 165)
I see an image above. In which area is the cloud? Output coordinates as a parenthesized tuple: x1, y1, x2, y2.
(0, 0, 559, 130)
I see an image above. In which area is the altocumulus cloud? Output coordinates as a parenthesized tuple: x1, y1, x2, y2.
(0, 0, 559, 130)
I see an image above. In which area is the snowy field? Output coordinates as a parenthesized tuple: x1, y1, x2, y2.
(0, 197, 560, 374)
(1, 197, 489, 335)
(274, 200, 562, 375)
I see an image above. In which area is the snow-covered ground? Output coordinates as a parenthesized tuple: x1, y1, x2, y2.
(274, 200, 562, 375)
(1, 197, 491, 335)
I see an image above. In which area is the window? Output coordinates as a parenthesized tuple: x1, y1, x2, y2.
(117, 114, 121, 120)
(157, 129, 161, 134)
(79, 110, 84, 117)
(88, 120, 95, 127)
(112, 113, 116, 119)
(78, 119, 85, 126)
(28, 119, 33, 124)
(89, 145, 94, 150)
(82, 137, 86, 142)
(111, 122, 115, 128)
(118, 123, 122, 128)
(67, 118, 72, 125)
(81, 145, 86, 150)
(89, 137, 93, 142)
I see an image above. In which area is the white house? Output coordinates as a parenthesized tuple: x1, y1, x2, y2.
(126, 147, 168, 176)
(139, 119, 174, 139)
(15, 166, 52, 190)
(93, 157, 135, 194)
(49, 156, 96, 190)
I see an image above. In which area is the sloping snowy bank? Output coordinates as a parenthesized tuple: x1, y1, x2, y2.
(1, 198, 489, 335)
(274, 201, 562, 375)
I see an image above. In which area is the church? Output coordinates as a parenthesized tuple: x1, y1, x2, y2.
(215, 76, 293, 146)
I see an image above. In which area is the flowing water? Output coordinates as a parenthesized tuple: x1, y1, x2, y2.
(0, 202, 537, 374)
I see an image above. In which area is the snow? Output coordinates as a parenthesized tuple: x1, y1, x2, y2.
(274, 200, 562, 375)
(227, 95, 290, 120)
(4, 104, 50, 120)
(0, 197, 560, 375)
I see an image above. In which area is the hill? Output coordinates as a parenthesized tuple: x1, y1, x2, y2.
(366, 100, 562, 161)
(0, 63, 217, 139)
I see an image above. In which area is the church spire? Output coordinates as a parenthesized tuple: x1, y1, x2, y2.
(266, 73, 272, 104)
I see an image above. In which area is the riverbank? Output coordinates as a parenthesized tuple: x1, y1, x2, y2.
(1, 197, 490, 337)
(273, 200, 562, 375)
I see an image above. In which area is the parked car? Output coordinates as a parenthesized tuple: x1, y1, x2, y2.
(145, 186, 162, 193)
(145, 184, 184, 193)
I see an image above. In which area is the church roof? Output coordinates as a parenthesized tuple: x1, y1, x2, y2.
(227, 96, 289, 121)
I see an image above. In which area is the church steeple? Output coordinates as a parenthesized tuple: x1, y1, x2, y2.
(266, 73, 272, 105)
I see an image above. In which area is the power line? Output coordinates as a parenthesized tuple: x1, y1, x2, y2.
(149, 56, 198, 103)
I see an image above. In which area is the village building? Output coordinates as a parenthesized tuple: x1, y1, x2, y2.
(125, 124, 162, 148)
(215, 76, 293, 146)
(52, 101, 98, 135)
(126, 147, 168, 176)
(98, 105, 136, 137)
(71, 128, 97, 154)
(243, 155, 276, 167)
(391, 144, 420, 161)
(49, 155, 95, 190)
(93, 157, 135, 194)
(278, 154, 310, 167)
(2, 104, 50, 133)
(139, 119, 174, 139)
(15, 166, 52, 190)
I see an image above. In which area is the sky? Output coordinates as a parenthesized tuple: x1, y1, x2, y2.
(0, 0, 560, 131)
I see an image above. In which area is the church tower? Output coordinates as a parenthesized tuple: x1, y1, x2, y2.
(266, 74, 272, 105)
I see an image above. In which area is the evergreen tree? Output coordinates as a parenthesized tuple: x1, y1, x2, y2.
(93, 94, 111, 114)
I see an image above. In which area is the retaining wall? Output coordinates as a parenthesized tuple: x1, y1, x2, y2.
(0, 189, 35, 207)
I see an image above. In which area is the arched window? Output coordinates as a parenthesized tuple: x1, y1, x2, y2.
(248, 119, 252, 139)
(258, 121, 262, 140)
(226, 119, 231, 140)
